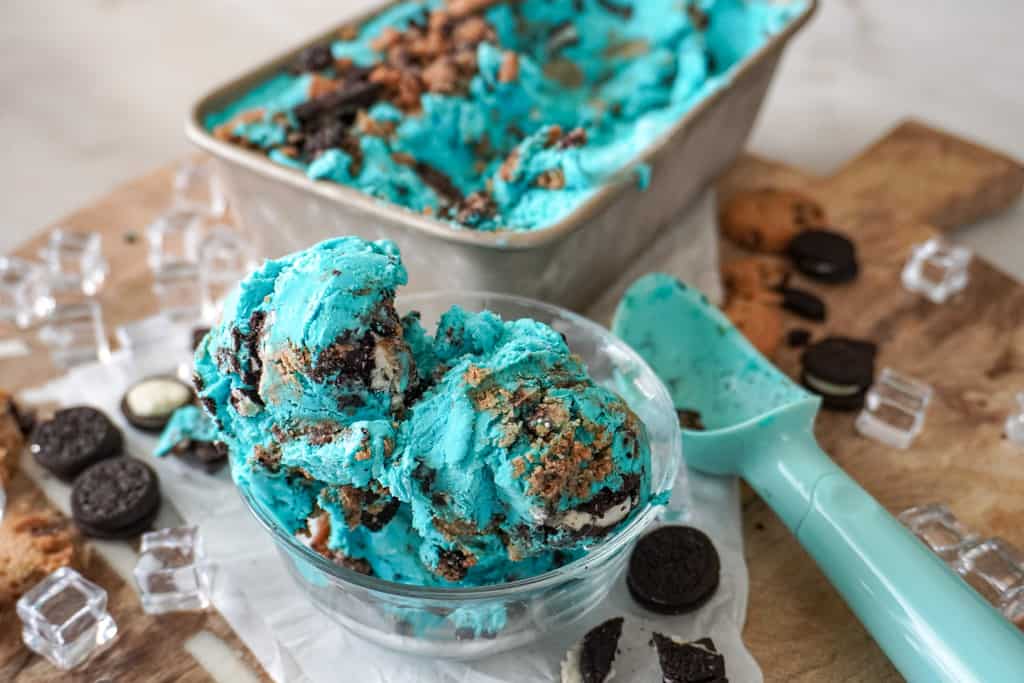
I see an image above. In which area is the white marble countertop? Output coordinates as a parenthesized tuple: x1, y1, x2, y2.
(3, 0, 1022, 275)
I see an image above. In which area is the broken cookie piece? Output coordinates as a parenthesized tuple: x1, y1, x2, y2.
(561, 617, 624, 683)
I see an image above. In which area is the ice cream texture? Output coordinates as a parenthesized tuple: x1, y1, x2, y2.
(206, 0, 804, 231)
(194, 237, 651, 586)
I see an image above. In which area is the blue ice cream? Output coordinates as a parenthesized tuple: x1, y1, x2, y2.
(206, 0, 804, 231)
(193, 237, 651, 587)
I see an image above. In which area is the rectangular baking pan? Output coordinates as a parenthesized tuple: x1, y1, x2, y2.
(187, 0, 816, 311)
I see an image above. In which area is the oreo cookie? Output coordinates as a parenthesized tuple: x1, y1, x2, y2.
(801, 336, 878, 411)
(560, 617, 624, 683)
(121, 376, 194, 433)
(787, 229, 859, 283)
(31, 406, 123, 481)
(627, 525, 720, 615)
(652, 634, 728, 683)
(778, 286, 826, 322)
(71, 457, 161, 539)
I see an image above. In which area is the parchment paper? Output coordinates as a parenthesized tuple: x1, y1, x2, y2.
(24, 189, 762, 682)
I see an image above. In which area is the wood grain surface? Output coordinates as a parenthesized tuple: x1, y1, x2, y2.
(1, 119, 1021, 681)
(0, 164, 270, 682)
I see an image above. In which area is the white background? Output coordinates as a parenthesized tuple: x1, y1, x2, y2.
(2, 0, 1022, 275)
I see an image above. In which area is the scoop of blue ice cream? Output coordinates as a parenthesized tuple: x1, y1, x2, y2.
(195, 237, 651, 587)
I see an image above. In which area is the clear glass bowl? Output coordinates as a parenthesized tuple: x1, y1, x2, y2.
(235, 291, 681, 659)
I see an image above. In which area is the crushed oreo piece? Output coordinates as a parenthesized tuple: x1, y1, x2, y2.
(677, 409, 705, 431)
(294, 44, 335, 73)
(597, 0, 633, 19)
(294, 81, 382, 127)
(560, 617, 624, 683)
(192, 326, 212, 351)
(652, 634, 728, 683)
(779, 286, 826, 321)
(786, 328, 812, 348)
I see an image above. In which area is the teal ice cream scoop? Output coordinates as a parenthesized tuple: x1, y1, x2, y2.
(612, 273, 1024, 683)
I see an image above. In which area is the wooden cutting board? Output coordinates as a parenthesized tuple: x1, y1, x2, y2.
(1, 119, 1022, 681)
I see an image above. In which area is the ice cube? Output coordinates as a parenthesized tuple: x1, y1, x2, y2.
(901, 237, 971, 304)
(152, 262, 201, 325)
(1001, 585, 1024, 631)
(173, 160, 227, 218)
(40, 229, 107, 296)
(16, 567, 118, 670)
(133, 526, 213, 614)
(146, 209, 201, 274)
(37, 301, 111, 369)
(954, 538, 1024, 606)
(1005, 393, 1024, 447)
(0, 257, 52, 328)
(855, 368, 933, 449)
(897, 503, 975, 562)
(197, 228, 255, 325)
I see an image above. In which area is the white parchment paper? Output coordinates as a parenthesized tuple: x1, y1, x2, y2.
(23, 189, 761, 682)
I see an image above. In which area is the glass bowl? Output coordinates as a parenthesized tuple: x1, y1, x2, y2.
(235, 291, 682, 659)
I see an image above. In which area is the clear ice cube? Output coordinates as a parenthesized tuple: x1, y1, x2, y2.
(0, 257, 53, 328)
(1001, 585, 1024, 631)
(954, 538, 1024, 606)
(897, 503, 975, 562)
(152, 262, 201, 324)
(173, 160, 227, 218)
(16, 567, 118, 670)
(40, 229, 108, 296)
(37, 301, 111, 368)
(901, 237, 971, 304)
(197, 227, 255, 325)
(146, 209, 201, 274)
(855, 368, 933, 449)
(133, 526, 213, 614)
(1005, 393, 1024, 447)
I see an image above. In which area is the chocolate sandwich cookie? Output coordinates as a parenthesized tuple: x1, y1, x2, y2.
(787, 229, 859, 283)
(800, 336, 878, 411)
(560, 617, 624, 683)
(719, 188, 826, 253)
(121, 376, 194, 433)
(71, 457, 161, 539)
(627, 525, 720, 615)
(31, 406, 123, 481)
(778, 286, 826, 322)
(652, 634, 728, 683)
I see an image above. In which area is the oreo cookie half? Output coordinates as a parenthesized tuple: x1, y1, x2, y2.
(627, 525, 720, 615)
(560, 617, 624, 683)
(31, 406, 123, 480)
(801, 336, 878, 411)
(121, 376, 194, 433)
(71, 457, 161, 539)
(787, 229, 859, 283)
(652, 634, 728, 683)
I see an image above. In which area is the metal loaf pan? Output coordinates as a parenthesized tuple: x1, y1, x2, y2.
(187, 1, 816, 310)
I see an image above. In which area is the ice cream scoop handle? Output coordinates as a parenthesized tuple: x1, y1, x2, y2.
(753, 436, 1024, 683)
